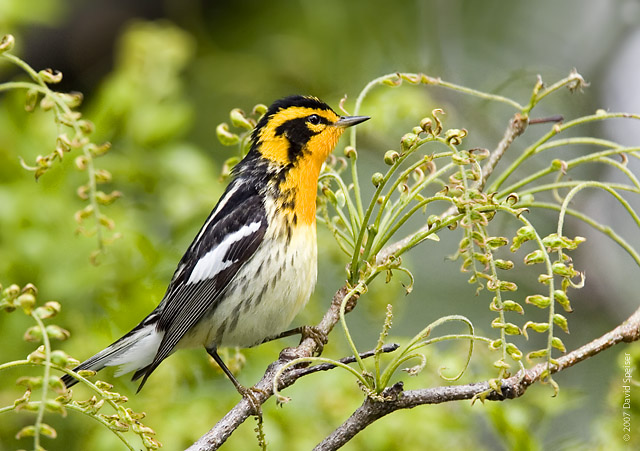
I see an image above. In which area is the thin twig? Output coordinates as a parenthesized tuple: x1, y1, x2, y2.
(288, 343, 400, 379)
(314, 305, 640, 450)
(478, 112, 528, 192)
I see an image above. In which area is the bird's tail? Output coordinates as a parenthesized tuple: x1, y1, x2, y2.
(61, 322, 164, 389)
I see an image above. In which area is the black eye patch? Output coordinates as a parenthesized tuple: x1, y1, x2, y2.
(275, 117, 325, 163)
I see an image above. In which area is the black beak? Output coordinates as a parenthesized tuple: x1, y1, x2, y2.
(335, 115, 370, 128)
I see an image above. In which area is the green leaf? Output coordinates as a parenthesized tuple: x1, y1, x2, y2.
(553, 314, 570, 333)
(525, 294, 551, 309)
(523, 321, 549, 338)
(494, 259, 514, 270)
(553, 290, 573, 312)
(526, 349, 548, 361)
(524, 249, 545, 265)
(502, 300, 524, 314)
(216, 123, 240, 146)
(510, 225, 535, 251)
(551, 337, 566, 352)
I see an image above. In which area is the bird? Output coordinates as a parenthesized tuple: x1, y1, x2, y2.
(61, 95, 369, 400)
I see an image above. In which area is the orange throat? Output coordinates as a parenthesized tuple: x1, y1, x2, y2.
(280, 160, 323, 225)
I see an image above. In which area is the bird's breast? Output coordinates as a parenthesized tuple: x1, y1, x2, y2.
(186, 202, 318, 349)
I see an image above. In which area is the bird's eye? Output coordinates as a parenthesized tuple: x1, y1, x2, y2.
(307, 114, 321, 125)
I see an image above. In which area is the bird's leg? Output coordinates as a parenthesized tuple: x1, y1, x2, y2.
(206, 346, 265, 417)
(261, 325, 328, 355)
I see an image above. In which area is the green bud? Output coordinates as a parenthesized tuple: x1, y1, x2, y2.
(371, 172, 384, 187)
(553, 290, 573, 312)
(0, 34, 15, 53)
(95, 381, 113, 390)
(46, 326, 71, 341)
(17, 293, 36, 314)
(27, 346, 46, 363)
(550, 159, 568, 172)
(427, 215, 440, 227)
(56, 387, 73, 403)
(510, 225, 536, 251)
(23, 326, 43, 342)
(523, 321, 549, 339)
(445, 128, 467, 146)
(504, 323, 522, 335)
(552, 261, 578, 278)
(400, 132, 419, 151)
(551, 337, 566, 352)
(525, 294, 551, 309)
(75, 155, 88, 170)
(40, 95, 55, 111)
(45, 399, 66, 415)
(96, 190, 122, 206)
(87, 142, 111, 157)
(524, 249, 546, 265)
(502, 300, 524, 314)
(485, 236, 509, 249)
(35, 301, 62, 319)
(506, 343, 523, 360)
(230, 108, 253, 130)
(22, 283, 38, 295)
(494, 259, 514, 270)
(252, 103, 268, 116)
(384, 150, 399, 165)
(499, 281, 518, 292)
(216, 123, 240, 146)
(15, 425, 37, 439)
(321, 187, 338, 205)
(473, 252, 488, 265)
(492, 359, 511, 370)
(25, 88, 39, 112)
(39, 68, 63, 84)
(419, 117, 433, 134)
(526, 349, 548, 361)
(17, 376, 43, 390)
(543, 233, 570, 250)
(77, 369, 97, 379)
(538, 274, 553, 285)
(78, 119, 94, 135)
(553, 314, 570, 334)
(108, 420, 130, 432)
(451, 153, 471, 165)
(344, 146, 357, 159)
(94, 168, 112, 184)
(60, 92, 83, 108)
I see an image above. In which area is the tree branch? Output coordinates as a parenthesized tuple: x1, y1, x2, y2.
(313, 305, 640, 450)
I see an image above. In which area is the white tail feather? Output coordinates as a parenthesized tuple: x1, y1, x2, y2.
(105, 327, 164, 376)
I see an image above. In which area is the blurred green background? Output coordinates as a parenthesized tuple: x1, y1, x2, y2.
(1, 0, 639, 450)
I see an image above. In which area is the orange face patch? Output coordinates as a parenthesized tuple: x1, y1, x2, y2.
(257, 107, 341, 166)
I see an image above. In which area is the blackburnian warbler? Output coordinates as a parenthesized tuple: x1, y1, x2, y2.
(62, 95, 369, 398)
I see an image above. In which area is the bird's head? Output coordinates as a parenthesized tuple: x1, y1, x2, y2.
(251, 95, 369, 169)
